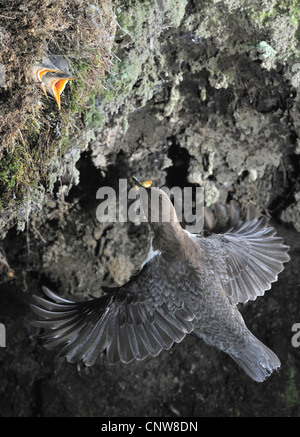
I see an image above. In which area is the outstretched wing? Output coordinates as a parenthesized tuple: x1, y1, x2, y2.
(194, 206, 290, 305)
(30, 259, 194, 366)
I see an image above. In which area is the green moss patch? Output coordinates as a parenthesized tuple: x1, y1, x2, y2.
(0, 0, 116, 211)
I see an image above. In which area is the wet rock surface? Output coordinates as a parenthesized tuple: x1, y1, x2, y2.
(0, 0, 300, 417)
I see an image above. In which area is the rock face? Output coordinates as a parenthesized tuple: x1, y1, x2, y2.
(0, 0, 300, 417)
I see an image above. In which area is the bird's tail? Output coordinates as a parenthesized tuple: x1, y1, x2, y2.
(229, 335, 281, 382)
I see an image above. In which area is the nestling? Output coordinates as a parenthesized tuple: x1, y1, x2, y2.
(33, 54, 75, 110)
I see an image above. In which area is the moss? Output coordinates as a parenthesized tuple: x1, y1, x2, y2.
(0, 110, 63, 210)
(0, 0, 116, 212)
(103, 58, 143, 105)
(106, 0, 187, 115)
(252, 9, 274, 26)
(251, 0, 300, 28)
(276, 0, 300, 23)
(0, 0, 188, 214)
(117, 0, 186, 33)
(0, 0, 169, 211)
(117, 0, 151, 34)
(245, 0, 300, 68)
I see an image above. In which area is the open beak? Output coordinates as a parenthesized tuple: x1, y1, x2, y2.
(129, 177, 152, 189)
(36, 67, 64, 99)
(51, 77, 76, 110)
(36, 67, 61, 83)
(34, 63, 76, 110)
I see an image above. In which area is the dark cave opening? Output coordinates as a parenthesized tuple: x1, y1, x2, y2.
(165, 136, 195, 188)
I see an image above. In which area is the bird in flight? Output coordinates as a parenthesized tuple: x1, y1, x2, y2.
(31, 179, 290, 382)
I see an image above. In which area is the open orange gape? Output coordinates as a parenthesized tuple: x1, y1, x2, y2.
(140, 180, 152, 188)
(129, 176, 153, 189)
(34, 56, 76, 110)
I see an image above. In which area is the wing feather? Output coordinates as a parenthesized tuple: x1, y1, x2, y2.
(31, 261, 194, 366)
(195, 211, 290, 305)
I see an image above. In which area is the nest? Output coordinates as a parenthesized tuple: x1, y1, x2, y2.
(0, 0, 116, 209)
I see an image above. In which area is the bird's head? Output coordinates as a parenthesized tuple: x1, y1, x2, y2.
(129, 177, 179, 224)
(129, 177, 185, 258)
(33, 56, 75, 110)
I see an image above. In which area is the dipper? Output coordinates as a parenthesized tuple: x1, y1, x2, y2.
(31, 180, 290, 382)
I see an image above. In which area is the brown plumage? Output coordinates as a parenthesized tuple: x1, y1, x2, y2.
(31, 181, 290, 382)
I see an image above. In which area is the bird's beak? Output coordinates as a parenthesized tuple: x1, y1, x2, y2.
(36, 67, 61, 99)
(36, 67, 60, 82)
(51, 77, 75, 110)
(34, 63, 76, 110)
(141, 180, 152, 188)
(129, 177, 152, 189)
(40, 83, 48, 99)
